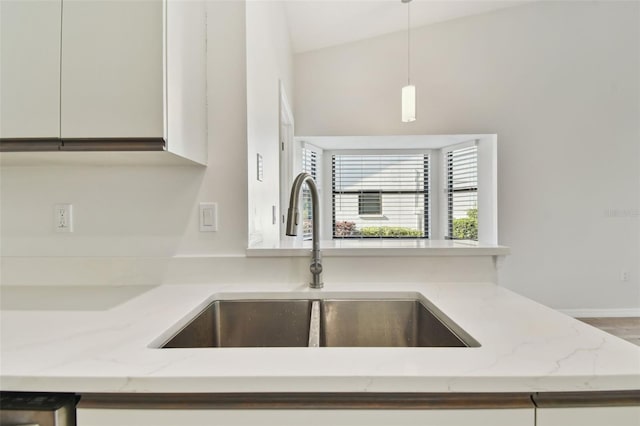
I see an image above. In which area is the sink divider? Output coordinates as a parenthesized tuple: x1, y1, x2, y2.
(308, 301, 320, 347)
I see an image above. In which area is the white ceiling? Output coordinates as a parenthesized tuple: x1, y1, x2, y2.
(283, 0, 533, 54)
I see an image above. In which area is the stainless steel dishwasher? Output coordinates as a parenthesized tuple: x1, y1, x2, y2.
(0, 392, 77, 426)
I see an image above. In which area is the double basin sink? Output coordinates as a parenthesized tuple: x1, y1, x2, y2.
(158, 294, 479, 348)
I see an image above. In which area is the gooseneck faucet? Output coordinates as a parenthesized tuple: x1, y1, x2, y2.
(285, 172, 323, 289)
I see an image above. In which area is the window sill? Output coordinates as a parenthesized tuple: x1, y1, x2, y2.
(358, 214, 387, 220)
(246, 239, 510, 257)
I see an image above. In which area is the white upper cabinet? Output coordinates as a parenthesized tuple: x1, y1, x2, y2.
(163, 0, 208, 164)
(60, 0, 164, 139)
(1, 0, 207, 165)
(0, 0, 62, 138)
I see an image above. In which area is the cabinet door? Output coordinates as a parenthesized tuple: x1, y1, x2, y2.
(60, 0, 163, 138)
(78, 408, 534, 426)
(537, 406, 640, 426)
(0, 0, 61, 138)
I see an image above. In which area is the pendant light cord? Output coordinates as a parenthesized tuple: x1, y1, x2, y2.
(407, 0, 411, 86)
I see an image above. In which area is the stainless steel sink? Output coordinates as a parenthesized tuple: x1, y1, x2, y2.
(158, 297, 478, 348)
(320, 300, 472, 347)
(163, 300, 312, 348)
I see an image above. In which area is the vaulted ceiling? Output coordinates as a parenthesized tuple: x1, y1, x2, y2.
(284, 0, 534, 53)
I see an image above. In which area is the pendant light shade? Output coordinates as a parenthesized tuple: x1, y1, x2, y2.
(402, 84, 416, 122)
(401, 0, 416, 123)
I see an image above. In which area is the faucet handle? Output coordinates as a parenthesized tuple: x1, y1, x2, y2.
(285, 207, 299, 236)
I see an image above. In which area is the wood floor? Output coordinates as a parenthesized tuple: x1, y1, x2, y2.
(578, 317, 640, 346)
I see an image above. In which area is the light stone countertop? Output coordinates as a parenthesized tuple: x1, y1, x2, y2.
(1, 282, 638, 394)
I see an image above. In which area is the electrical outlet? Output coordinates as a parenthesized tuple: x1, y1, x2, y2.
(620, 270, 629, 282)
(54, 204, 73, 232)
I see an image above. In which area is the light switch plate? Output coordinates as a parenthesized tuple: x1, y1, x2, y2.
(199, 202, 218, 232)
(257, 153, 264, 182)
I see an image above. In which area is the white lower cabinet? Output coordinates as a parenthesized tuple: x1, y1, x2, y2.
(78, 392, 640, 425)
(78, 408, 534, 426)
(536, 406, 640, 426)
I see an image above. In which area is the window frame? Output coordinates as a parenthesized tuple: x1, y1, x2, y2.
(329, 149, 432, 240)
(444, 142, 478, 241)
(283, 134, 498, 247)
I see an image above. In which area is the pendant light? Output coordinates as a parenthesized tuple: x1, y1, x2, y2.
(401, 0, 416, 122)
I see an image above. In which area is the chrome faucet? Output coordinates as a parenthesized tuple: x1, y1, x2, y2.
(285, 172, 323, 289)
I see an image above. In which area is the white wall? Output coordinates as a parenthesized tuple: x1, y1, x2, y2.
(0, 0, 296, 257)
(0, 1, 248, 257)
(294, 1, 640, 312)
(0, 1, 499, 290)
(246, 1, 294, 245)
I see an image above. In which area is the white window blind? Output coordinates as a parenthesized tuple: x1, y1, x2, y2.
(446, 145, 478, 240)
(332, 154, 429, 239)
(301, 147, 317, 241)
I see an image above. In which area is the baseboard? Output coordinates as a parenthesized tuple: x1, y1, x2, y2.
(560, 308, 640, 318)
